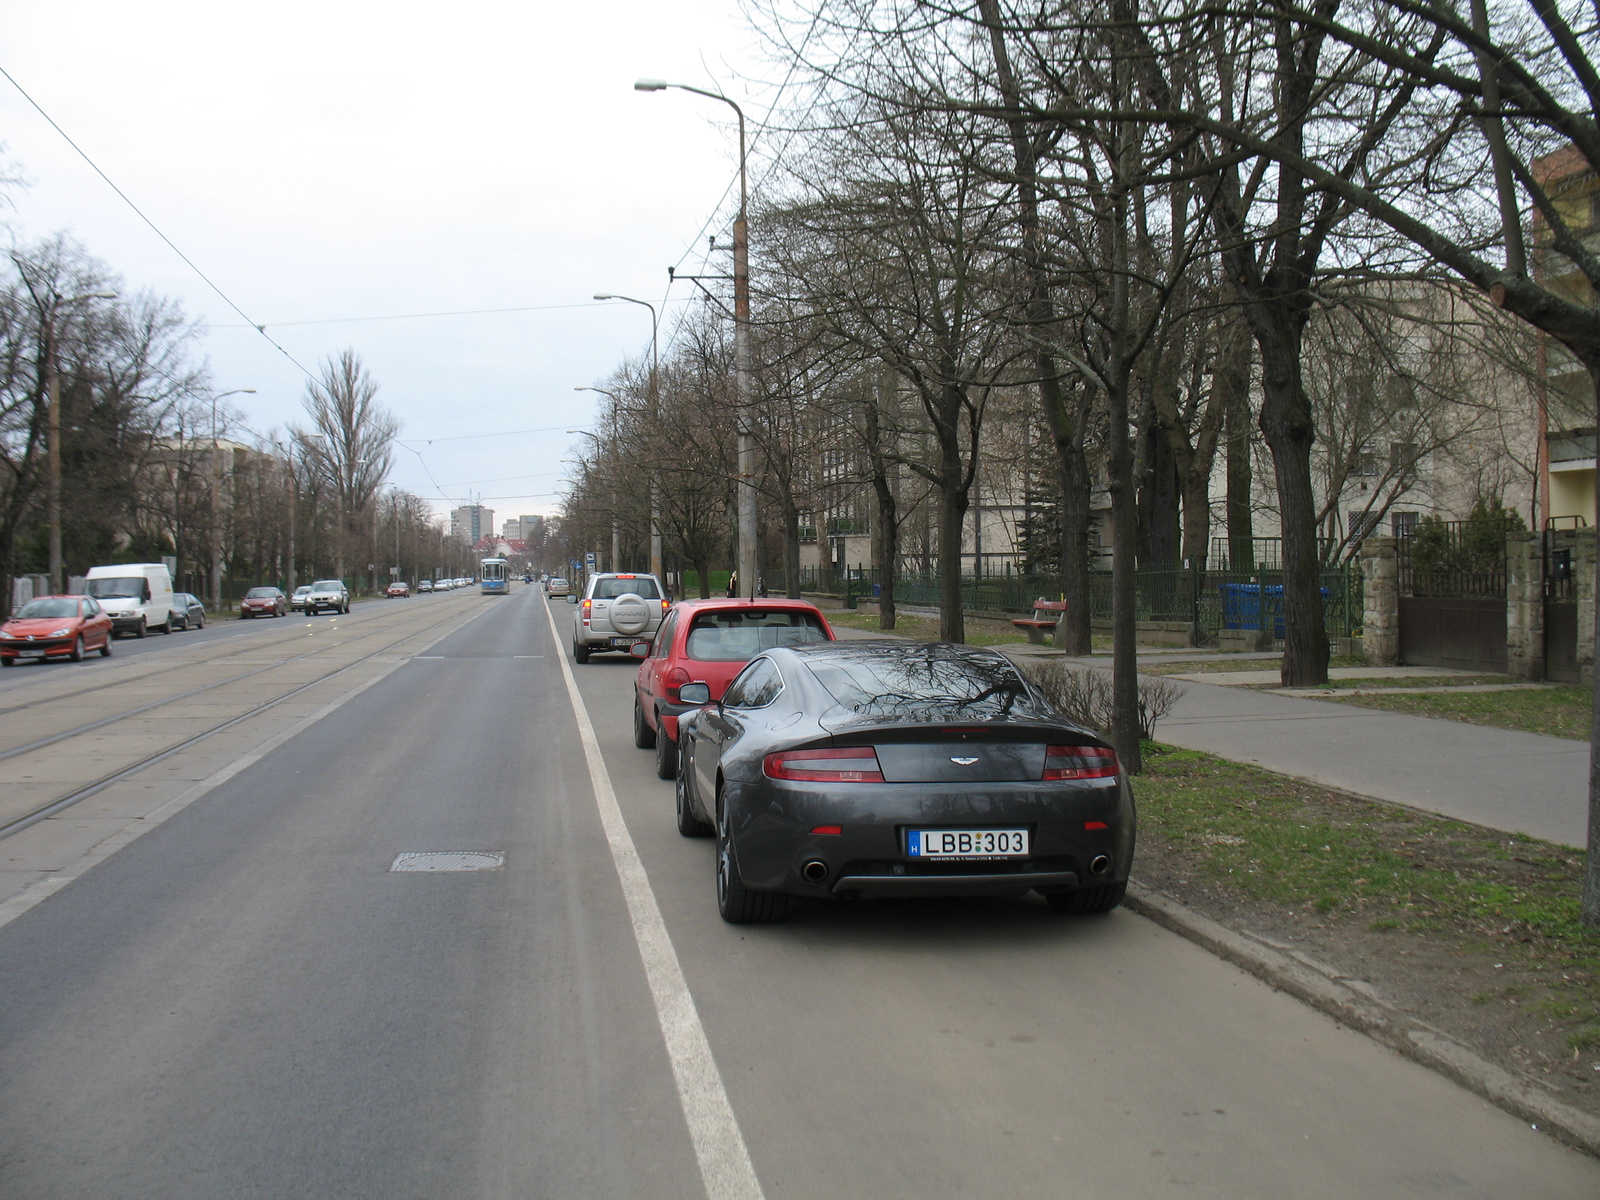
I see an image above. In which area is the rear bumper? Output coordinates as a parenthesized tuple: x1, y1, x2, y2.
(830, 869, 1080, 899)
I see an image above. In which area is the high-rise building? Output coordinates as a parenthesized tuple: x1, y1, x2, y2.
(449, 505, 495, 543)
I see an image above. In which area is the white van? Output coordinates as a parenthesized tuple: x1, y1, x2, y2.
(84, 563, 175, 638)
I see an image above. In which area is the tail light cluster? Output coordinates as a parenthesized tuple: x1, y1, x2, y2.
(763, 747, 884, 783)
(580, 597, 592, 626)
(1043, 745, 1119, 780)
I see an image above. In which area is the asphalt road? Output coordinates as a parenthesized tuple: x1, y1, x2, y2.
(0, 584, 1594, 1198)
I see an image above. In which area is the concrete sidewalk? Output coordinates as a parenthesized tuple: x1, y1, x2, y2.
(1074, 659, 1590, 848)
(831, 625, 1588, 848)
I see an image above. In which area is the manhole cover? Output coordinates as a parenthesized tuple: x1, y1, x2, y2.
(390, 851, 505, 872)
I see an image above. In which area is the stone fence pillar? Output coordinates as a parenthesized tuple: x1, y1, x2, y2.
(1506, 530, 1543, 680)
(1360, 537, 1398, 665)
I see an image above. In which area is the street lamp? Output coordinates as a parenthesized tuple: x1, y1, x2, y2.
(571, 390, 622, 573)
(635, 79, 756, 598)
(593, 294, 662, 581)
(13, 281, 119, 594)
(210, 388, 256, 610)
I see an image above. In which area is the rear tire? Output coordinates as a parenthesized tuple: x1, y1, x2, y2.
(99, 636, 112, 657)
(69, 637, 84, 662)
(1046, 880, 1127, 915)
(655, 726, 678, 780)
(676, 769, 712, 838)
(573, 641, 590, 664)
(633, 694, 656, 748)
(716, 800, 788, 924)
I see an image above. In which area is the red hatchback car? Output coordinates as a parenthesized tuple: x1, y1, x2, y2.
(633, 598, 836, 779)
(0, 594, 114, 666)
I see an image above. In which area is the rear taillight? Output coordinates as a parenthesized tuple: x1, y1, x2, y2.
(1043, 745, 1119, 781)
(581, 598, 592, 625)
(764, 747, 884, 783)
(660, 598, 670, 614)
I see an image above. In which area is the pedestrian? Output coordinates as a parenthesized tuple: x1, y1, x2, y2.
(727, 570, 738, 598)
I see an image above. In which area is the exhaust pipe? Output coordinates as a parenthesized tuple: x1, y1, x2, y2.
(1088, 854, 1112, 877)
(801, 860, 829, 883)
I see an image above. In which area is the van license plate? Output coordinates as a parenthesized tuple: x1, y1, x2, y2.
(907, 829, 1029, 859)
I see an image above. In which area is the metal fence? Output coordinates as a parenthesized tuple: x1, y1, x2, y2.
(1397, 518, 1510, 597)
(776, 561, 1361, 642)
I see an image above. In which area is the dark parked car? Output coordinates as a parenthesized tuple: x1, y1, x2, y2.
(675, 641, 1134, 924)
(169, 592, 207, 630)
(240, 586, 288, 618)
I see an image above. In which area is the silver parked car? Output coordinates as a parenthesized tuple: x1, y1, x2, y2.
(574, 573, 667, 663)
(305, 579, 349, 615)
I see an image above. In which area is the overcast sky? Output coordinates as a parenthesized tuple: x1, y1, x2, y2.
(0, 1, 777, 523)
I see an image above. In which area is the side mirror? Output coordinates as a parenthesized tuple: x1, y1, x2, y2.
(567, 595, 577, 604)
(678, 682, 711, 705)
(630, 640, 652, 659)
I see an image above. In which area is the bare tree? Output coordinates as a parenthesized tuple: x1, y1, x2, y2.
(296, 351, 398, 582)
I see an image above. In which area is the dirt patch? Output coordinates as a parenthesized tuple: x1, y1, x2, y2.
(1132, 743, 1600, 1116)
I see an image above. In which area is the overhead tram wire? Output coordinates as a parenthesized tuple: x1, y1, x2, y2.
(0, 63, 316, 381)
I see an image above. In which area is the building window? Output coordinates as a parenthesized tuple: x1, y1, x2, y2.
(1392, 510, 1418, 540)
(1349, 509, 1381, 543)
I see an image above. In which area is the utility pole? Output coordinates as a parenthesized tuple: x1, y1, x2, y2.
(635, 80, 755, 597)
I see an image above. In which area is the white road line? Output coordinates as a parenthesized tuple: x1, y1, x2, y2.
(542, 600, 764, 1200)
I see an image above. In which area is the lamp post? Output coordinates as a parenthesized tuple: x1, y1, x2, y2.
(209, 387, 256, 611)
(15, 283, 118, 594)
(570, 395, 621, 573)
(635, 79, 756, 598)
(593, 293, 662, 581)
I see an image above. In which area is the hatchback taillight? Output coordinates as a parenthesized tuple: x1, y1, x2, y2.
(1043, 745, 1119, 780)
(763, 747, 884, 783)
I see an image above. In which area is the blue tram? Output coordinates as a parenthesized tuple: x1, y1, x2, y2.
(480, 557, 510, 595)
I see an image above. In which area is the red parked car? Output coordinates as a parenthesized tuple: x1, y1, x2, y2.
(386, 582, 410, 598)
(240, 586, 288, 618)
(633, 597, 836, 779)
(0, 595, 114, 666)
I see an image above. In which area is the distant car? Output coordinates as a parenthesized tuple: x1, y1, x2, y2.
(436, 579, 452, 591)
(634, 598, 835, 779)
(546, 577, 571, 597)
(169, 592, 207, 630)
(675, 641, 1134, 924)
(306, 579, 350, 615)
(0, 595, 114, 666)
(386, 581, 410, 598)
(290, 586, 313, 612)
(417, 579, 434, 593)
(240, 586, 288, 618)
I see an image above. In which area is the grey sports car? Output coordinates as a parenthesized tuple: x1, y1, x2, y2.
(674, 641, 1135, 924)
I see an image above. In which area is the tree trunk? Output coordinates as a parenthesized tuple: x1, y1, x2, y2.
(1107, 375, 1141, 772)
(694, 554, 712, 599)
(872, 469, 899, 629)
(1224, 341, 1255, 571)
(783, 501, 802, 599)
(1255, 315, 1329, 686)
(937, 479, 967, 643)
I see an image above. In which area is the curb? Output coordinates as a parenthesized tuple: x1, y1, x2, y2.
(1125, 883, 1600, 1159)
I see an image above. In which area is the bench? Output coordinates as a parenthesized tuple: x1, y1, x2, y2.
(1012, 599, 1068, 645)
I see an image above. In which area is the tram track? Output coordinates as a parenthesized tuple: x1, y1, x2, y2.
(0, 600, 414, 722)
(0, 595, 499, 842)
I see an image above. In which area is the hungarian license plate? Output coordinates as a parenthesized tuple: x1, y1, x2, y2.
(610, 637, 636, 647)
(907, 828, 1029, 859)
(17, 648, 45, 658)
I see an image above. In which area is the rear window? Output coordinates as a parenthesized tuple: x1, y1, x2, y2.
(806, 653, 1031, 718)
(593, 577, 661, 600)
(686, 610, 830, 661)
(14, 598, 78, 619)
(245, 587, 278, 599)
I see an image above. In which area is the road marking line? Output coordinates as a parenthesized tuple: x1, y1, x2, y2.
(0, 604, 499, 936)
(543, 600, 764, 1200)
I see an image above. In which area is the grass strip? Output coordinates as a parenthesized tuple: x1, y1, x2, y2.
(1135, 742, 1600, 1061)
(1324, 685, 1591, 741)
